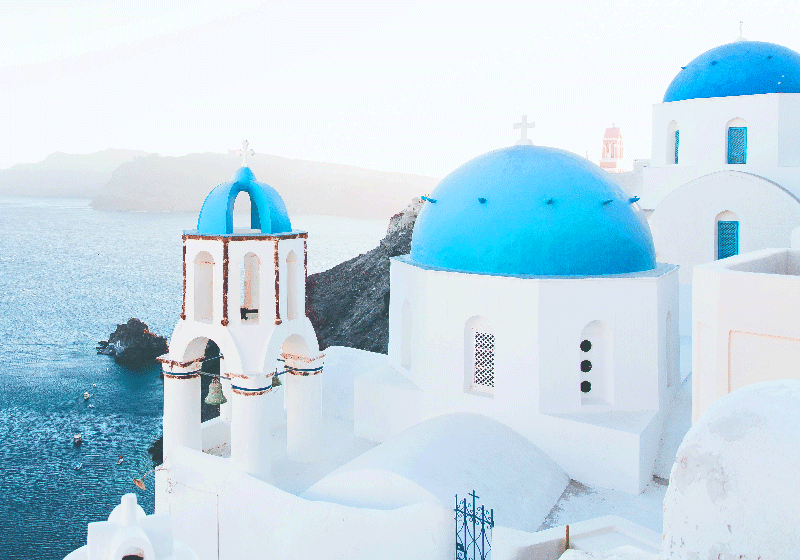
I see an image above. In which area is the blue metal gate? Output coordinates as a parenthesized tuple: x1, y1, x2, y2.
(718, 220, 739, 259)
(728, 127, 747, 164)
(455, 491, 493, 560)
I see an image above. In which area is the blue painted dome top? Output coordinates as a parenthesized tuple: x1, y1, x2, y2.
(409, 145, 656, 276)
(663, 41, 800, 102)
(197, 167, 291, 235)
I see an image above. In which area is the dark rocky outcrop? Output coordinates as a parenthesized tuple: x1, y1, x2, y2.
(97, 318, 169, 363)
(306, 198, 422, 354)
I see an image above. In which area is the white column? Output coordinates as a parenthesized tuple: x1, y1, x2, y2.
(230, 375, 273, 481)
(162, 368, 201, 460)
(286, 356, 322, 463)
(219, 358, 233, 423)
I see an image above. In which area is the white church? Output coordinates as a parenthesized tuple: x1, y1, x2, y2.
(65, 36, 800, 560)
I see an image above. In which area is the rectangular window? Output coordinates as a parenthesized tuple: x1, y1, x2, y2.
(728, 127, 747, 164)
(718, 221, 739, 259)
(674, 130, 679, 164)
(473, 331, 495, 392)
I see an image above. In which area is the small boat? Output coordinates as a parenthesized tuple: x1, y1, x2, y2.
(74, 463, 82, 470)
(83, 392, 90, 401)
(73, 433, 82, 445)
(92, 383, 97, 388)
(88, 404, 95, 409)
(117, 455, 124, 465)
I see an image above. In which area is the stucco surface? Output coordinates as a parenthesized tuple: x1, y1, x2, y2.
(662, 379, 800, 559)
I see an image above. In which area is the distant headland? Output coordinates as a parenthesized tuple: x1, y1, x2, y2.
(0, 150, 439, 219)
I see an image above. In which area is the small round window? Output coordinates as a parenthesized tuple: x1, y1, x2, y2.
(580, 360, 592, 373)
(580, 340, 591, 352)
(581, 381, 592, 393)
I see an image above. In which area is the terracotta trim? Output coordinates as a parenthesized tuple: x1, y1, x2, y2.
(158, 356, 204, 368)
(274, 241, 280, 323)
(163, 372, 200, 380)
(181, 241, 187, 320)
(183, 232, 308, 242)
(280, 352, 325, 364)
(221, 238, 229, 326)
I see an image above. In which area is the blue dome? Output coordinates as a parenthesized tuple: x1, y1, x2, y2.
(409, 146, 656, 276)
(663, 41, 800, 102)
(197, 167, 291, 235)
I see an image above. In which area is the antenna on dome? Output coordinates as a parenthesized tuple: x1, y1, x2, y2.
(236, 140, 255, 167)
(736, 21, 747, 42)
(513, 115, 535, 146)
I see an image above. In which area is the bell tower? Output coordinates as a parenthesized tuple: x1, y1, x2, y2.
(599, 124, 626, 173)
(157, 149, 324, 493)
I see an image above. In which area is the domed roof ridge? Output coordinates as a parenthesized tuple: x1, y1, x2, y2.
(197, 166, 291, 235)
(663, 40, 800, 102)
(409, 145, 656, 276)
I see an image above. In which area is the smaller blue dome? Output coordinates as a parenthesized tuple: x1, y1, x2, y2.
(663, 41, 800, 102)
(197, 167, 291, 235)
(410, 146, 656, 276)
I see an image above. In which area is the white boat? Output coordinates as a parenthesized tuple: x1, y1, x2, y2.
(73, 433, 82, 445)
(83, 392, 90, 401)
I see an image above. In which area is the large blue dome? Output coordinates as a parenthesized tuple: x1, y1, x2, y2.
(409, 146, 656, 276)
(663, 41, 800, 103)
(197, 167, 291, 235)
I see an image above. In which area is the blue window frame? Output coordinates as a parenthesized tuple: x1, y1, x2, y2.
(728, 127, 747, 164)
(718, 221, 739, 259)
(674, 130, 679, 164)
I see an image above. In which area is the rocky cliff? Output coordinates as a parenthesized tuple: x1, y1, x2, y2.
(97, 318, 169, 363)
(306, 198, 422, 353)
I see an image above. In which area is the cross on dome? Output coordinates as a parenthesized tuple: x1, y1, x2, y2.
(236, 140, 255, 167)
(513, 116, 535, 145)
(736, 21, 747, 42)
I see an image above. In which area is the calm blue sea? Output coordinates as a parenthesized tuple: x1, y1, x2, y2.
(0, 197, 386, 560)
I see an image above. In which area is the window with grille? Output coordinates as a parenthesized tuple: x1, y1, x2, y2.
(728, 127, 747, 164)
(674, 130, 679, 164)
(718, 220, 739, 259)
(472, 331, 495, 392)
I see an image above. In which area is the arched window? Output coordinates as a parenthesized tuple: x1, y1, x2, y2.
(240, 252, 260, 324)
(667, 121, 679, 164)
(286, 250, 300, 320)
(579, 321, 613, 405)
(193, 251, 214, 323)
(716, 210, 740, 259)
(727, 118, 747, 164)
(464, 317, 494, 395)
(401, 300, 412, 368)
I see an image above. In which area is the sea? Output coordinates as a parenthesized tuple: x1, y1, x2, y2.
(0, 197, 388, 560)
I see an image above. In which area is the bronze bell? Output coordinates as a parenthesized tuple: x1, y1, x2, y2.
(205, 376, 227, 405)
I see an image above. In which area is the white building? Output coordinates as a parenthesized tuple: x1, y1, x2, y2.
(691, 228, 800, 421)
(357, 144, 679, 494)
(639, 39, 800, 344)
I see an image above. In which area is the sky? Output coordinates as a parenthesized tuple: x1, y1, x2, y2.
(2, 0, 800, 177)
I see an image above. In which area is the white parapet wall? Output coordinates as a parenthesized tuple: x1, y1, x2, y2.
(693, 248, 800, 421)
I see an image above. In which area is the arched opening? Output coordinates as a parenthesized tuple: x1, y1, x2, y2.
(193, 251, 214, 323)
(121, 547, 145, 560)
(579, 321, 613, 405)
(727, 117, 747, 164)
(464, 316, 495, 395)
(666, 121, 679, 164)
(401, 300, 412, 369)
(716, 210, 740, 260)
(181, 337, 226, 456)
(240, 252, 260, 324)
(286, 250, 300, 320)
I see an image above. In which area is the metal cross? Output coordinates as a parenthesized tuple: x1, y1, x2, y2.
(739, 21, 743, 38)
(236, 140, 255, 167)
(513, 116, 535, 145)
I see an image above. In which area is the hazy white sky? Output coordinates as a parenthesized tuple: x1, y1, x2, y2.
(2, 0, 800, 177)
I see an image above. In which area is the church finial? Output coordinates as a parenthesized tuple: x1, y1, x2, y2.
(236, 140, 255, 167)
(513, 115, 535, 146)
